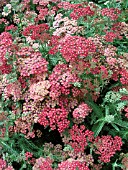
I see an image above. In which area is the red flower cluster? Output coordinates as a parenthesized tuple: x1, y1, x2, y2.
(112, 22, 122, 31)
(94, 135, 122, 163)
(49, 35, 96, 62)
(120, 69, 128, 85)
(105, 32, 117, 42)
(0, 32, 12, 74)
(5, 24, 17, 32)
(72, 102, 92, 119)
(49, 64, 80, 100)
(70, 6, 94, 20)
(38, 107, 70, 133)
(69, 125, 94, 153)
(58, 159, 89, 170)
(22, 23, 50, 42)
(48, 35, 60, 55)
(101, 8, 121, 20)
(59, 36, 96, 62)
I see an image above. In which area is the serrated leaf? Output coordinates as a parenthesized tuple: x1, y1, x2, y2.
(113, 119, 128, 128)
(85, 100, 103, 118)
(92, 122, 105, 137)
(111, 123, 120, 131)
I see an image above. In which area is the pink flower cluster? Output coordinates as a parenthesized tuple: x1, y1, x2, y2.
(101, 8, 121, 20)
(72, 103, 92, 119)
(38, 107, 70, 133)
(18, 52, 48, 77)
(49, 64, 80, 100)
(111, 22, 128, 37)
(32, 157, 53, 170)
(58, 159, 89, 170)
(3, 81, 22, 101)
(53, 14, 83, 36)
(0, 18, 8, 24)
(58, 97, 78, 112)
(14, 116, 35, 139)
(121, 154, 128, 170)
(104, 45, 117, 57)
(0, 158, 14, 170)
(57, 1, 74, 10)
(33, 0, 60, 6)
(38, 8, 48, 20)
(124, 107, 128, 118)
(25, 152, 33, 161)
(69, 125, 94, 153)
(94, 135, 122, 163)
(16, 46, 34, 57)
(0, 32, 12, 74)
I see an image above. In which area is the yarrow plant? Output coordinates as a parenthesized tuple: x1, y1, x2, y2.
(0, 0, 128, 169)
